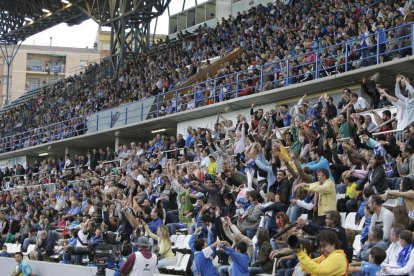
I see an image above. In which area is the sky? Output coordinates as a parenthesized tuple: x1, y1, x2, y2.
(22, 0, 208, 48)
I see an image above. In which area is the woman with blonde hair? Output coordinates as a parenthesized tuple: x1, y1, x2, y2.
(142, 222, 175, 272)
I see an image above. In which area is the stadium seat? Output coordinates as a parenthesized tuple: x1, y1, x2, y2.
(165, 254, 190, 274)
(170, 234, 178, 245)
(344, 212, 357, 230)
(23, 244, 36, 257)
(336, 194, 345, 201)
(355, 216, 366, 232)
(15, 244, 22, 253)
(10, 244, 18, 254)
(340, 213, 346, 226)
(159, 252, 183, 274)
(172, 234, 186, 251)
(383, 198, 398, 209)
(177, 235, 192, 252)
(173, 254, 191, 274)
(299, 214, 308, 220)
(176, 228, 188, 235)
(353, 235, 362, 256)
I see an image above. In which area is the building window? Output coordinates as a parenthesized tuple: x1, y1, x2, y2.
(0, 57, 3, 64)
(80, 60, 88, 68)
(3, 76, 11, 84)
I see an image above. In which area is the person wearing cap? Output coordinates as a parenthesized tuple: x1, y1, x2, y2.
(120, 236, 158, 276)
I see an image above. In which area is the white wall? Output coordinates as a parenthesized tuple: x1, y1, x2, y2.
(0, 257, 114, 276)
(231, 0, 275, 17)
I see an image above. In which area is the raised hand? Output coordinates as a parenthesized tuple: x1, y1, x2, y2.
(194, 226, 203, 235)
(207, 222, 213, 232)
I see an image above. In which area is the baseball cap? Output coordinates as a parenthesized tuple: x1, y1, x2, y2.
(137, 236, 150, 248)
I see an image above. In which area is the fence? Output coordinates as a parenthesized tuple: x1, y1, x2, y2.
(0, 22, 412, 152)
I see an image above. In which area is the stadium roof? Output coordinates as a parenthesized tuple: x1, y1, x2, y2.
(0, 0, 170, 44)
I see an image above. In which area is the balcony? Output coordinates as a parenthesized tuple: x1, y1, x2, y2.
(26, 65, 66, 74)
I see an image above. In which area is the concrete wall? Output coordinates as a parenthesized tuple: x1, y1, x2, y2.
(0, 257, 114, 276)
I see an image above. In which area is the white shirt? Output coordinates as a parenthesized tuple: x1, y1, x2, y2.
(382, 241, 403, 267)
(76, 230, 89, 247)
(354, 97, 370, 110)
(370, 207, 394, 241)
(393, 99, 407, 130)
(384, 245, 414, 276)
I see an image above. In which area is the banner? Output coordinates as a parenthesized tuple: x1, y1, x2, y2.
(0, 156, 26, 171)
(86, 97, 157, 133)
(31, 65, 43, 71)
(50, 66, 60, 72)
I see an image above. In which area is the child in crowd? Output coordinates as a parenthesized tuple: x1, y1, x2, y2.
(360, 203, 373, 246)
(220, 241, 250, 276)
(348, 247, 386, 275)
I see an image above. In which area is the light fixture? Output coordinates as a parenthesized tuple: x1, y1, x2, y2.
(61, 0, 70, 3)
(151, 128, 166, 133)
(24, 17, 33, 21)
(42, 8, 50, 13)
(39, 152, 49, 156)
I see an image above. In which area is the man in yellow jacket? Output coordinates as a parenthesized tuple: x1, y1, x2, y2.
(295, 168, 336, 226)
(293, 230, 348, 276)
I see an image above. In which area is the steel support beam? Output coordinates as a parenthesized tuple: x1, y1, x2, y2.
(0, 41, 22, 106)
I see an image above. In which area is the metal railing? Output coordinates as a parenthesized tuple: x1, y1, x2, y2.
(0, 22, 412, 153)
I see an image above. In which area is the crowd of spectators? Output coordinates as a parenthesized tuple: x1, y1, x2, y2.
(0, 68, 414, 275)
(0, 0, 413, 154)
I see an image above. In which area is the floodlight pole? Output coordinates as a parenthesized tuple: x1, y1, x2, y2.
(0, 40, 22, 106)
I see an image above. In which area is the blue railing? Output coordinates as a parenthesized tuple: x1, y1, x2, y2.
(0, 22, 413, 153)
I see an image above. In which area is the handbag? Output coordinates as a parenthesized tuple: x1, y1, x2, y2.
(156, 245, 172, 260)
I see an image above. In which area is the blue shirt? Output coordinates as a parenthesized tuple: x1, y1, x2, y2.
(185, 134, 193, 146)
(0, 252, 12, 257)
(147, 217, 163, 236)
(189, 231, 218, 276)
(356, 199, 368, 221)
(301, 157, 334, 182)
(361, 261, 381, 276)
(281, 112, 292, 127)
(68, 206, 81, 216)
(221, 246, 249, 276)
(17, 260, 32, 276)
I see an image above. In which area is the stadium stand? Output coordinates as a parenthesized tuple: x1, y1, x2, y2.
(1, 1, 414, 276)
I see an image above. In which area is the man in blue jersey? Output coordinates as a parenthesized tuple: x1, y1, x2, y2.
(12, 252, 32, 276)
(189, 224, 227, 276)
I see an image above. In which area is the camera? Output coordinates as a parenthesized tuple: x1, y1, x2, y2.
(287, 235, 318, 251)
(67, 231, 126, 259)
